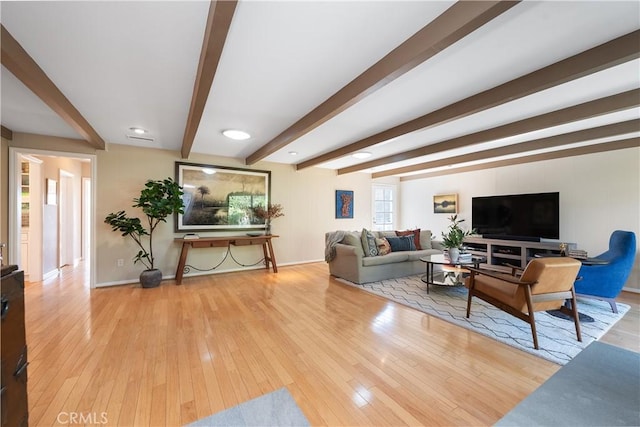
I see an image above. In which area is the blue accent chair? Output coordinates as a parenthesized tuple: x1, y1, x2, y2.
(575, 230, 636, 313)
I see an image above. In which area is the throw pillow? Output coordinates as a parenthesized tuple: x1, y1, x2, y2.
(376, 237, 391, 256)
(360, 228, 379, 257)
(387, 235, 416, 252)
(396, 229, 422, 250)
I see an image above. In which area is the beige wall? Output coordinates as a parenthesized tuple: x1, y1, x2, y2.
(399, 147, 640, 292)
(96, 144, 372, 285)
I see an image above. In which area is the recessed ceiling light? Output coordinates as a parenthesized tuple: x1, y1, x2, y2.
(129, 127, 146, 135)
(352, 152, 372, 159)
(289, 151, 298, 156)
(222, 129, 251, 141)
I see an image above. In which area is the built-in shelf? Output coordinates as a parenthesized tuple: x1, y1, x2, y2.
(20, 161, 29, 227)
(464, 236, 576, 272)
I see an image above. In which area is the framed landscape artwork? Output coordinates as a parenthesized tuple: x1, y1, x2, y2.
(335, 190, 354, 219)
(175, 162, 271, 232)
(433, 194, 457, 214)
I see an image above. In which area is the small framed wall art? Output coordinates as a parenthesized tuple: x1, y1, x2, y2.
(335, 190, 354, 219)
(433, 193, 457, 214)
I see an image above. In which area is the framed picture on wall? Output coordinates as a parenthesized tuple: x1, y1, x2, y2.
(335, 190, 354, 219)
(433, 193, 457, 214)
(175, 162, 271, 232)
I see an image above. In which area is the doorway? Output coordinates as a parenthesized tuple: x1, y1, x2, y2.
(8, 147, 97, 288)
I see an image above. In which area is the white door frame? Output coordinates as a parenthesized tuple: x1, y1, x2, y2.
(8, 147, 97, 288)
(82, 177, 91, 261)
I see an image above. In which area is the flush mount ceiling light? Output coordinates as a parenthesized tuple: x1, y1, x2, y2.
(352, 151, 372, 159)
(222, 129, 251, 141)
(202, 168, 216, 175)
(288, 151, 298, 156)
(129, 127, 147, 135)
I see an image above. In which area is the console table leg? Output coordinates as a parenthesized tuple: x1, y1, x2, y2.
(175, 243, 190, 285)
(266, 239, 278, 273)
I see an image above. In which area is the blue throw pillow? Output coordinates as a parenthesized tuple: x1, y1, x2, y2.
(387, 235, 416, 252)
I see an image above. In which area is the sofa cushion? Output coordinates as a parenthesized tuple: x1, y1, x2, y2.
(387, 235, 416, 252)
(376, 237, 391, 255)
(419, 230, 433, 250)
(362, 252, 409, 266)
(396, 229, 422, 250)
(361, 229, 379, 257)
(341, 232, 365, 257)
(380, 231, 397, 240)
(341, 231, 360, 247)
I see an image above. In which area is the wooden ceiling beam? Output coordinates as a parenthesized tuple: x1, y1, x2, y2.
(399, 137, 640, 181)
(1, 25, 105, 150)
(1, 125, 13, 140)
(244, 0, 520, 165)
(372, 119, 640, 178)
(300, 29, 640, 171)
(181, 0, 238, 159)
(338, 89, 640, 174)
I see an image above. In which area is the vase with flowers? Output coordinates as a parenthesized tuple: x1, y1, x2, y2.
(441, 214, 475, 262)
(250, 203, 284, 235)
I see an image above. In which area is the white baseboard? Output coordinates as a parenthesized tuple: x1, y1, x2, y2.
(43, 269, 59, 281)
(94, 259, 327, 288)
(622, 286, 640, 294)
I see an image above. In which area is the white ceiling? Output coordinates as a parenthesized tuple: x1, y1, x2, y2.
(1, 1, 639, 177)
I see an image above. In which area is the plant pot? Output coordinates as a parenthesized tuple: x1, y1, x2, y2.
(448, 247, 460, 263)
(140, 269, 162, 288)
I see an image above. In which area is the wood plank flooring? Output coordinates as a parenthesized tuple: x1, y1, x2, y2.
(22, 262, 639, 426)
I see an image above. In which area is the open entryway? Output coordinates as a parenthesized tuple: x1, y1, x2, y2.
(8, 147, 96, 288)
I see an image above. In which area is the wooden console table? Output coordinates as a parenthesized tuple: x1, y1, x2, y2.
(174, 235, 279, 285)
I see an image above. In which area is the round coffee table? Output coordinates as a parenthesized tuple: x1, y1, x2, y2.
(419, 254, 486, 294)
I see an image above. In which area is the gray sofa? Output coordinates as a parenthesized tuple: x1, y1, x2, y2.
(326, 230, 444, 284)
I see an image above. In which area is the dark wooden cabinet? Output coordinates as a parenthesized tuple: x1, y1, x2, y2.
(1, 265, 28, 427)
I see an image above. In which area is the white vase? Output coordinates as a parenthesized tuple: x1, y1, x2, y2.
(448, 247, 460, 263)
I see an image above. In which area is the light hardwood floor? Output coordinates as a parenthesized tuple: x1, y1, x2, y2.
(23, 262, 639, 426)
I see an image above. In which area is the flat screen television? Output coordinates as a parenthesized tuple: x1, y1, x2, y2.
(472, 192, 559, 241)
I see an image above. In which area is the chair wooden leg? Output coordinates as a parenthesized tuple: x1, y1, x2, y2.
(570, 289, 582, 342)
(524, 286, 539, 350)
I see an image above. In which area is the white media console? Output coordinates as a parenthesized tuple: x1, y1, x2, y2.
(463, 236, 576, 272)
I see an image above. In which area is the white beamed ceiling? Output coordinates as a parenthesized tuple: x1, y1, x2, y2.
(1, 1, 639, 176)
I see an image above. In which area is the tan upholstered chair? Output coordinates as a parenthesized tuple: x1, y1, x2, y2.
(465, 257, 582, 349)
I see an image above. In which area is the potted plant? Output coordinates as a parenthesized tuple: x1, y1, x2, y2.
(104, 178, 184, 288)
(250, 203, 284, 235)
(441, 214, 475, 262)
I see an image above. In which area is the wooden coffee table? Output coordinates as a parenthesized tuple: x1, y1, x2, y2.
(419, 254, 486, 294)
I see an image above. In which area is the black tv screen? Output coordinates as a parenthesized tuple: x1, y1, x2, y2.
(472, 192, 559, 241)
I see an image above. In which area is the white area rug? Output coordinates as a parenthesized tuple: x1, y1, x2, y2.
(338, 275, 629, 365)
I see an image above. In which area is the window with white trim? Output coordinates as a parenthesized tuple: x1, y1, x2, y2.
(372, 184, 396, 231)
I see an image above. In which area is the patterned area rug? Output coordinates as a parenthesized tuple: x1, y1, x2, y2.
(337, 275, 629, 365)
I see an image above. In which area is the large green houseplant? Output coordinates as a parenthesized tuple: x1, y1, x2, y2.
(105, 178, 184, 288)
(441, 214, 475, 262)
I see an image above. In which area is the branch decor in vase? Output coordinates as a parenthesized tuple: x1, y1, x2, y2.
(250, 203, 284, 235)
